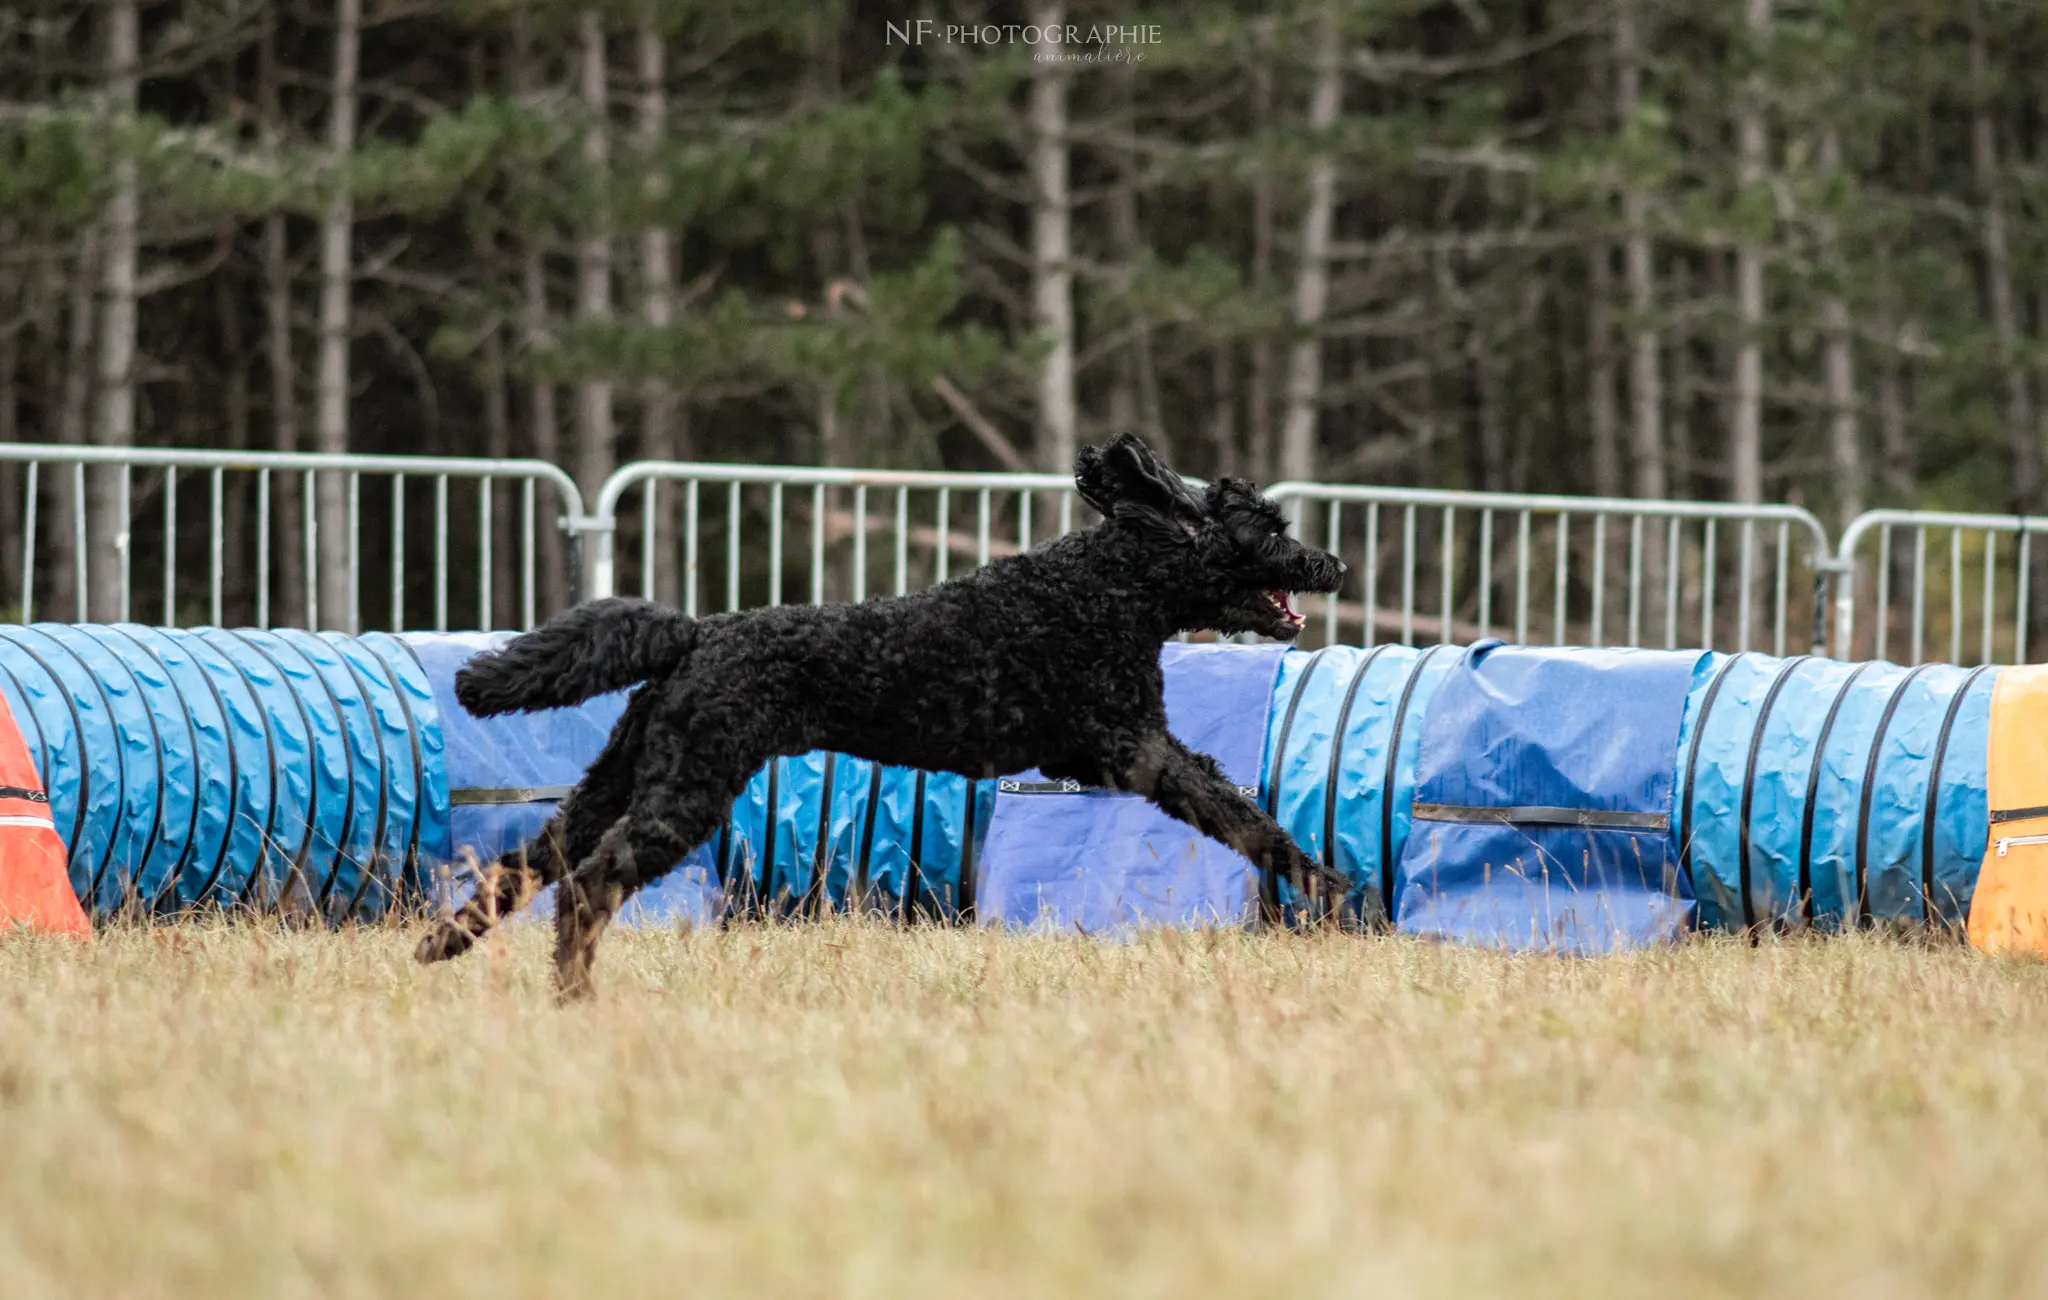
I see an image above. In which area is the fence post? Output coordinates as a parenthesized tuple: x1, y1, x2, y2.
(566, 514, 610, 603)
(575, 490, 618, 602)
(1816, 553, 1853, 660)
(1830, 516, 1875, 663)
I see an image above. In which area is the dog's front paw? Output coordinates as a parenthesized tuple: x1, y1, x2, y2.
(1306, 861, 1349, 904)
(414, 920, 477, 965)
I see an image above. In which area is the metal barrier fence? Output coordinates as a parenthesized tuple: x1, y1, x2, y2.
(586, 461, 1090, 613)
(0, 445, 585, 633)
(1831, 510, 2048, 666)
(20, 438, 2048, 667)
(1266, 484, 1835, 655)
(584, 463, 1834, 656)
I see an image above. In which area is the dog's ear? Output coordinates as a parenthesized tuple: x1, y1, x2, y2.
(1075, 432, 1205, 530)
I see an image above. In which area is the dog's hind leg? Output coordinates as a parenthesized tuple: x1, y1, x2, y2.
(413, 705, 647, 965)
(551, 734, 766, 1000)
(550, 792, 737, 1002)
(1108, 730, 1349, 924)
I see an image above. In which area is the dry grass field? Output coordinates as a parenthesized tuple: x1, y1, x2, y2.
(0, 921, 2042, 1298)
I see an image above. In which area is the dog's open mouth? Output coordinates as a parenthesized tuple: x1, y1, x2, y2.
(1265, 590, 1305, 629)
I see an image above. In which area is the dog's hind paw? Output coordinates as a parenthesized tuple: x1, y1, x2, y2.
(413, 921, 478, 965)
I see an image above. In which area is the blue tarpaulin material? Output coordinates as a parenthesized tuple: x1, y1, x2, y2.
(0, 624, 438, 917)
(974, 642, 1288, 931)
(1392, 642, 1704, 952)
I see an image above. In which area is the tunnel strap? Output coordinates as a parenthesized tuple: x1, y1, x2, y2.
(0, 786, 48, 804)
(1988, 803, 2048, 825)
(997, 776, 1258, 800)
(1411, 803, 1668, 831)
(451, 784, 572, 805)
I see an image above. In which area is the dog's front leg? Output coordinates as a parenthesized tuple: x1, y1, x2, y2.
(1109, 730, 1349, 923)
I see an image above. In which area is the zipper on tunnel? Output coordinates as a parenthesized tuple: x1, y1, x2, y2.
(1996, 833, 2048, 858)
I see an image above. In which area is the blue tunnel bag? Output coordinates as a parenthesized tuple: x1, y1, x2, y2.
(974, 641, 1288, 932)
(1394, 642, 1705, 952)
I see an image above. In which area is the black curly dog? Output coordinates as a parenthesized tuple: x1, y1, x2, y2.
(415, 433, 1347, 998)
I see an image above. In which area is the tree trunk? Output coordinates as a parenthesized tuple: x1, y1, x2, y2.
(314, 0, 362, 629)
(1474, 333, 1507, 493)
(218, 272, 253, 625)
(1874, 300, 1918, 659)
(1587, 242, 1621, 497)
(55, 230, 99, 620)
(1209, 342, 1237, 479)
(1279, 2, 1343, 484)
(523, 250, 567, 616)
(1875, 310, 1912, 506)
(90, 0, 140, 622)
(575, 10, 615, 499)
(1617, 0, 1664, 500)
(1028, 2, 1075, 472)
(1729, 0, 1771, 506)
(637, 15, 680, 606)
(0, 271, 18, 619)
(1970, 1, 2037, 516)
(510, 5, 567, 616)
(260, 19, 304, 629)
(1667, 257, 1695, 501)
(482, 325, 517, 624)
(1248, 53, 1276, 483)
(1818, 128, 1862, 528)
(1106, 61, 1161, 449)
(804, 41, 850, 470)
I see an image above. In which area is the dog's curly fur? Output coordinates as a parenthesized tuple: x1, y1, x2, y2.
(415, 433, 1347, 999)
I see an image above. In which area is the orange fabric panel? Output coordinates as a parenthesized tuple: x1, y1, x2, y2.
(1969, 666, 2048, 955)
(0, 695, 89, 938)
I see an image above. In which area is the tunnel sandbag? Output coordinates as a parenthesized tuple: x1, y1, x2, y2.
(0, 624, 441, 919)
(1968, 665, 2048, 953)
(974, 643, 1286, 931)
(1674, 652, 1992, 930)
(0, 690, 90, 935)
(1393, 643, 1705, 952)
(1260, 643, 1460, 924)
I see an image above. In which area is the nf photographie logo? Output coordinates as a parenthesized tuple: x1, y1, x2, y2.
(885, 20, 1163, 63)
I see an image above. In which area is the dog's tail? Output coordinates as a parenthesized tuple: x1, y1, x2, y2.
(454, 597, 699, 717)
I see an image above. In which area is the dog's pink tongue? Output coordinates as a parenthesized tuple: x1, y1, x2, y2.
(1282, 592, 1300, 620)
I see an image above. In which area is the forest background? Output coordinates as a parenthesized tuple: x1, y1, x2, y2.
(1, 0, 2039, 629)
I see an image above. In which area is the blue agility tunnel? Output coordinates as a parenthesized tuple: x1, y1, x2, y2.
(1255, 644, 1991, 945)
(0, 623, 1998, 948)
(0, 625, 442, 918)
